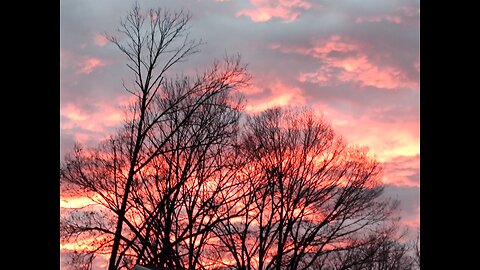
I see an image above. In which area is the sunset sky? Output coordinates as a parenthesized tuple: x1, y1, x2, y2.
(60, 0, 419, 267)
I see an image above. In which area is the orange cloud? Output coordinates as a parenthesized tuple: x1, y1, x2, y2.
(335, 55, 415, 89)
(61, 237, 110, 252)
(61, 103, 89, 122)
(312, 103, 419, 163)
(272, 36, 418, 90)
(60, 194, 105, 209)
(337, 119, 419, 162)
(236, 0, 312, 22)
(242, 80, 306, 112)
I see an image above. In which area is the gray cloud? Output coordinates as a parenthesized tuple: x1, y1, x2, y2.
(382, 184, 419, 225)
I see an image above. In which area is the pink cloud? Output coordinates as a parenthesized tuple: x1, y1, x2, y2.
(236, 0, 312, 22)
(414, 59, 420, 72)
(61, 102, 124, 130)
(76, 58, 106, 75)
(382, 155, 420, 187)
(61, 100, 126, 144)
(335, 55, 414, 89)
(272, 36, 418, 90)
(61, 103, 89, 122)
(339, 119, 419, 162)
(241, 80, 306, 112)
(300, 55, 415, 89)
(93, 32, 108, 47)
(60, 48, 107, 75)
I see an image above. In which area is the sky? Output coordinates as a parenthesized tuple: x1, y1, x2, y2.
(60, 0, 419, 267)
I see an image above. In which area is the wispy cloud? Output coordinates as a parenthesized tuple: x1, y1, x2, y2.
(272, 35, 418, 90)
(310, 102, 419, 162)
(355, 15, 402, 24)
(60, 48, 107, 75)
(242, 80, 306, 112)
(382, 154, 420, 187)
(236, 0, 313, 22)
(76, 57, 106, 75)
(60, 100, 125, 145)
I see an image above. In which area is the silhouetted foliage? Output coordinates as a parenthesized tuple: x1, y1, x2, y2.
(60, 4, 418, 270)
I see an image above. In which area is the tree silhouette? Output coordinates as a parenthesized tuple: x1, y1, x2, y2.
(210, 108, 400, 270)
(60, 4, 249, 270)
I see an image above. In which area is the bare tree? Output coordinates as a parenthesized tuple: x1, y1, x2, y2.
(122, 61, 249, 269)
(60, 4, 249, 270)
(212, 107, 398, 270)
(319, 222, 418, 270)
(412, 229, 420, 269)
